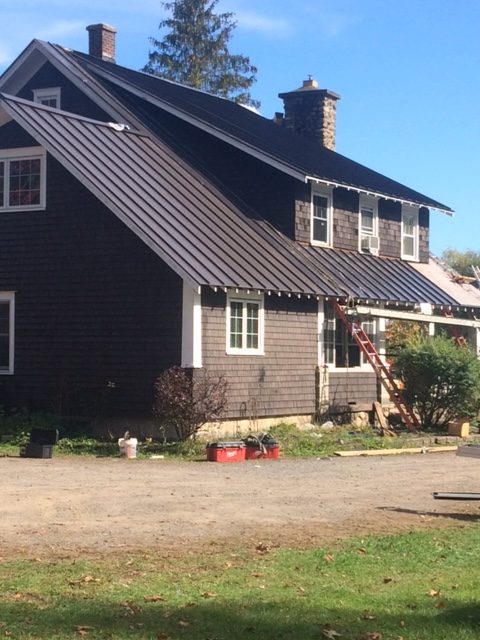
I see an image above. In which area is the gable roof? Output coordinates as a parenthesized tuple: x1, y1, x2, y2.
(0, 94, 462, 307)
(69, 50, 453, 214)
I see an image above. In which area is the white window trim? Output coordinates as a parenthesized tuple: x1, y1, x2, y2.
(358, 194, 379, 254)
(0, 292, 15, 375)
(226, 292, 264, 355)
(0, 146, 46, 212)
(311, 184, 333, 247)
(181, 282, 202, 368)
(401, 204, 419, 261)
(33, 87, 61, 108)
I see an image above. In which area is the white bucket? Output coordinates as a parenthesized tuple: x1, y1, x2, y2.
(118, 437, 138, 459)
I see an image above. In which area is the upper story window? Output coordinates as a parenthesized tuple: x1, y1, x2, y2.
(33, 87, 61, 109)
(359, 195, 379, 254)
(226, 293, 264, 355)
(401, 204, 419, 261)
(0, 292, 15, 375)
(0, 147, 46, 211)
(311, 185, 333, 246)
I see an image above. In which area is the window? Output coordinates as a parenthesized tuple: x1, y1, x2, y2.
(33, 87, 61, 109)
(401, 205, 419, 260)
(0, 147, 46, 211)
(311, 186, 332, 245)
(226, 295, 264, 355)
(0, 293, 14, 374)
(359, 195, 379, 254)
(323, 301, 376, 368)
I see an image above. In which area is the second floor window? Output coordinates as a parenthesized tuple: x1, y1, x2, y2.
(0, 148, 46, 211)
(311, 186, 332, 245)
(33, 87, 61, 109)
(359, 196, 379, 254)
(401, 205, 419, 260)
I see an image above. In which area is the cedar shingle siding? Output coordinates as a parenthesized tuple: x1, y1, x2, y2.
(201, 289, 318, 419)
(0, 126, 182, 416)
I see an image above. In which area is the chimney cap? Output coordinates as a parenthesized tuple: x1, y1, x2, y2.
(86, 23, 117, 33)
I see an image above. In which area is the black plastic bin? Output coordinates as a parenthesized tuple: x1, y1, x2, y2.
(20, 428, 59, 459)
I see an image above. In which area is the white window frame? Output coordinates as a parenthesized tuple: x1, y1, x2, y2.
(358, 195, 379, 254)
(322, 300, 377, 371)
(33, 87, 61, 109)
(226, 293, 264, 355)
(401, 204, 419, 261)
(0, 292, 15, 375)
(311, 185, 333, 246)
(0, 147, 46, 212)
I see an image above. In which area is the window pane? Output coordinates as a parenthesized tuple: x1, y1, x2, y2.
(0, 161, 4, 207)
(40, 97, 58, 108)
(246, 303, 259, 349)
(361, 207, 374, 234)
(403, 214, 415, 235)
(230, 301, 243, 349)
(403, 236, 414, 257)
(313, 195, 329, 243)
(9, 158, 41, 207)
(0, 302, 9, 370)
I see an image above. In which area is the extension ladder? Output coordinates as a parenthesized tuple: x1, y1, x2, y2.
(442, 309, 467, 347)
(333, 301, 420, 432)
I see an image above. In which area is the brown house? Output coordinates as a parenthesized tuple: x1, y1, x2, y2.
(0, 25, 479, 433)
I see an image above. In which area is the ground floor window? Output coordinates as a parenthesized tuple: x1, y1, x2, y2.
(0, 293, 14, 374)
(226, 294, 264, 355)
(323, 302, 376, 368)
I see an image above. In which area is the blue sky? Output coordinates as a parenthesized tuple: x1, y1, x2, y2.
(0, 0, 478, 256)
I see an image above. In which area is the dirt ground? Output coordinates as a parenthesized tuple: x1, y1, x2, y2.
(1, 451, 480, 558)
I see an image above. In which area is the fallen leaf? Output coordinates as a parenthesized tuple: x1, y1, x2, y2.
(297, 586, 306, 594)
(399, 620, 405, 627)
(363, 633, 382, 640)
(157, 633, 170, 640)
(428, 589, 440, 597)
(75, 626, 94, 636)
(383, 577, 393, 584)
(435, 601, 446, 609)
(357, 548, 367, 555)
(177, 620, 191, 628)
(251, 572, 264, 578)
(255, 542, 269, 554)
(322, 624, 342, 638)
(201, 592, 217, 599)
(144, 595, 165, 602)
(324, 554, 334, 563)
(361, 612, 375, 620)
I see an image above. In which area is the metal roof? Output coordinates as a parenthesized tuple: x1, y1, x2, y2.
(70, 50, 453, 214)
(0, 95, 466, 308)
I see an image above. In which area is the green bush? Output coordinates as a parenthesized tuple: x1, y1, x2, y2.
(393, 335, 480, 430)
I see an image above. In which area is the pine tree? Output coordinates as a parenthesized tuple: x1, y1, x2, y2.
(143, 0, 259, 107)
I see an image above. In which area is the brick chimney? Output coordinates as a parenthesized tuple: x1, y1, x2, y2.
(86, 24, 117, 63)
(278, 78, 340, 150)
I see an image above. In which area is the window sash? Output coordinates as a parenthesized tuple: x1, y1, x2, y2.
(401, 208, 419, 259)
(360, 206, 374, 235)
(0, 149, 45, 211)
(227, 298, 263, 354)
(312, 190, 331, 244)
(0, 294, 14, 374)
(323, 301, 376, 368)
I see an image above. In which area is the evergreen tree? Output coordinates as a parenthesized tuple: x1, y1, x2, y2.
(143, 0, 259, 107)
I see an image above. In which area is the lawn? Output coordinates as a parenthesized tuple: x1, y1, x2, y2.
(1, 525, 479, 639)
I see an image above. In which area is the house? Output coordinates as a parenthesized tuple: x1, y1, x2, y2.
(0, 24, 478, 434)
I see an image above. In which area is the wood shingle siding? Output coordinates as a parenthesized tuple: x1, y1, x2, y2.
(0, 148, 182, 416)
(201, 289, 318, 419)
(328, 371, 378, 408)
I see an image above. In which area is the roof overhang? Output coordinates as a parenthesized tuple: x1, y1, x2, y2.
(353, 304, 480, 326)
(306, 175, 454, 216)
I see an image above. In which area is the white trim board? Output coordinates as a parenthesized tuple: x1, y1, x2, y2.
(352, 305, 480, 328)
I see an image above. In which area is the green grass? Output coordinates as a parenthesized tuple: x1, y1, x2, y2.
(1, 526, 480, 639)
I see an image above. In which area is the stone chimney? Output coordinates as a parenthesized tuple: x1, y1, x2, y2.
(278, 77, 340, 150)
(86, 24, 117, 63)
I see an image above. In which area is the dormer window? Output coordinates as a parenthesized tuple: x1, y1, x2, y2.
(311, 185, 333, 246)
(359, 195, 379, 254)
(401, 204, 419, 261)
(33, 87, 61, 109)
(0, 147, 46, 211)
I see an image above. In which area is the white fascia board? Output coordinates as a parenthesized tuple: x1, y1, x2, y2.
(306, 176, 454, 217)
(181, 281, 203, 368)
(353, 305, 480, 328)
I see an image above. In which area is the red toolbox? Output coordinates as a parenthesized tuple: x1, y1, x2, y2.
(206, 441, 246, 462)
(244, 435, 280, 460)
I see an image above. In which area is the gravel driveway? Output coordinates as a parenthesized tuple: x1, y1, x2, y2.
(1, 452, 479, 557)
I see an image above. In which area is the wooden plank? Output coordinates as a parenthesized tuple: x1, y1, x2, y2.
(334, 446, 458, 457)
(373, 401, 396, 436)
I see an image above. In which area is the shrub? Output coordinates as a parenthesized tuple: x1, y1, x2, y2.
(153, 367, 227, 440)
(393, 335, 480, 430)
